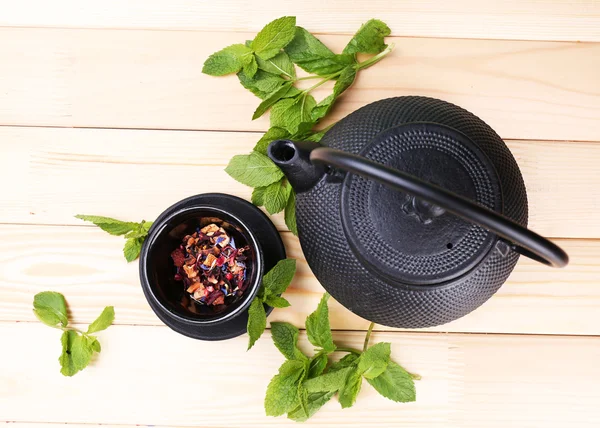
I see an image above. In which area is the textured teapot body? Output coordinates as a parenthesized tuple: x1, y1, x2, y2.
(272, 97, 537, 328)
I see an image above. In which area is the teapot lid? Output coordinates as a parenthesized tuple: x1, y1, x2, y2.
(340, 123, 503, 285)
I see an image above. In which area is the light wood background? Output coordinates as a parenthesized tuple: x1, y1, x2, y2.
(1, 1, 599, 427)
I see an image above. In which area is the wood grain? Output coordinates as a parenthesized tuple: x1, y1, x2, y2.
(1, 126, 598, 238)
(1, 323, 599, 427)
(1, 1, 599, 42)
(1, 224, 598, 335)
(1, 29, 599, 141)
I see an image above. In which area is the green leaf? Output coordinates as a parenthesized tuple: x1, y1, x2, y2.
(90, 337, 101, 353)
(303, 366, 354, 393)
(270, 94, 316, 135)
(252, 16, 297, 60)
(358, 342, 390, 379)
(287, 391, 335, 422)
(311, 94, 336, 122)
(263, 258, 297, 296)
(263, 179, 292, 215)
(343, 19, 391, 55)
(307, 353, 328, 379)
(225, 151, 284, 187)
(305, 293, 336, 352)
(270, 322, 306, 361)
(256, 51, 296, 79)
(284, 190, 298, 235)
(263, 294, 291, 308)
(328, 353, 359, 372)
(253, 127, 290, 155)
(59, 331, 94, 377)
(86, 306, 115, 334)
(237, 70, 287, 99)
(333, 65, 357, 97)
(251, 186, 267, 206)
(366, 361, 416, 403)
(247, 298, 267, 350)
(123, 238, 143, 262)
(141, 220, 153, 232)
(59, 330, 78, 376)
(242, 54, 258, 78)
(264, 359, 306, 416)
(202, 43, 254, 76)
(33, 291, 68, 328)
(252, 81, 294, 120)
(75, 215, 138, 236)
(338, 367, 362, 408)
(285, 27, 355, 75)
(306, 129, 327, 143)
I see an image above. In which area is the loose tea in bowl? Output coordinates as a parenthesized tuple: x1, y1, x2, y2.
(171, 222, 251, 307)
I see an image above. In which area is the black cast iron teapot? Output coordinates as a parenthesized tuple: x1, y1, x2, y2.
(267, 96, 568, 328)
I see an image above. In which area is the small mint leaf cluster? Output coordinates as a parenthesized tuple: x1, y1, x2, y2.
(33, 291, 115, 376)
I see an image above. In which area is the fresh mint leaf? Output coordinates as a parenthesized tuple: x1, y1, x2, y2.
(307, 353, 328, 379)
(252, 16, 297, 60)
(59, 330, 78, 376)
(343, 19, 391, 55)
(285, 27, 355, 75)
(247, 298, 267, 350)
(123, 237, 143, 262)
(305, 293, 336, 352)
(287, 391, 335, 422)
(90, 337, 101, 353)
(242, 54, 258, 78)
(263, 258, 297, 296)
(358, 342, 390, 379)
(285, 190, 298, 235)
(59, 331, 95, 377)
(86, 306, 115, 334)
(303, 366, 354, 393)
(366, 361, 416, 403)
(270, 322, 306, 361)
(75, 215, 138, 236)
(264, 294, 291, 308)
(252, 82, 294, 120)
(270, 94, 316, 135)
(256, 51, 296, 79)
(202, 43, 254, 76)
(338, 367, 362, 408)
(253, 127, 290, 155)
(306, 129, 327, 143)
(333, 65, 357, 97)
(251, 186, 267, 205)
(225, 151, 284, 187)
(263, 179, 292, 215)
(311, 94, 335, 122)
(329, 353, 359, 372)
(33, 291, 68, 328)
(238, 70, 287, 99)
(265, 359, 306, 416)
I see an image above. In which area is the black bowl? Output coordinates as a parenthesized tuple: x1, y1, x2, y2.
(139, 193, 286, 340)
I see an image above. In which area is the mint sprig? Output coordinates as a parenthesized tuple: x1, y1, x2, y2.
(247, 259, 297, 350)
(75, 215, 153, 262)
(33, 292, 114, 376)
(264, 293, 418, 422)
(203, 17, 394, 235)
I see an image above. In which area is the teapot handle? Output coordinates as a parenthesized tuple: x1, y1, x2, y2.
(310, 147, 568, 268)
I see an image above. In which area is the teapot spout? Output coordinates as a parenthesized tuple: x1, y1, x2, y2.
(267, 140, 327, 193)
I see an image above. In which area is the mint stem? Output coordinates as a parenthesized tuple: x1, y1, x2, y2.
(363, 322, 375, 352)
(335, 346, 362, 355)
(356, 43, 395, 71)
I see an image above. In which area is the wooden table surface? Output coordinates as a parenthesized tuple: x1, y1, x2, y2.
(1, 2, 600, 427)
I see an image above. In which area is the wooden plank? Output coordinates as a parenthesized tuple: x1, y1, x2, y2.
(1, 323, 599, 427)
(0, 224, 598, 335)
(1, 29, 599, 141)
(1, 126, 599, 238)
(1, 1, 599, 42)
